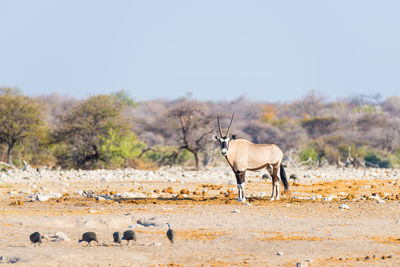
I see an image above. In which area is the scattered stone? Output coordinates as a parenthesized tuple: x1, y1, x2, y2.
(2, 256, 20, 264)
(55, 231, 70, 241)
(95, 196, 107, 201)
(277, 252, 284, 256)
(82, 190, 96, 198)
(296, 262, 308, 267)
(231, 209, 240, 213)
(323, 196, 335, 201)
(137, 217, 162, 227)
(339, 204, 350, 210)
(29, 192, 62, 202)
(284, 204, 291, 207)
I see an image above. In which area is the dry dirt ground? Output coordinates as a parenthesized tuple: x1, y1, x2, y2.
(1, 176, 400, 266)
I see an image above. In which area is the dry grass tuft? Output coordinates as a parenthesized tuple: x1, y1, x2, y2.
(257, 234, 324, 242)
(202, 184, 222, 190)
(9, 200, 24, 206)
(162, 186, 174, 194)
(371, 236, 400, 245)
(180, 189, 189, 194)
(179, 228, 226, 241)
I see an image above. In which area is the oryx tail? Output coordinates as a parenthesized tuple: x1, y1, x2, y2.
(280, 164, 289, 191)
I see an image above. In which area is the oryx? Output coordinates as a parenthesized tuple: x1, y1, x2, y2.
(215, 113, 289, 202)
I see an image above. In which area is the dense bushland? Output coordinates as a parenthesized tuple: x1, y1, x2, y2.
(1, 88, 400, 169)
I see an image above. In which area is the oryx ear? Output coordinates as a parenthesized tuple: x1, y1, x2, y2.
(214, 135, 219, 141)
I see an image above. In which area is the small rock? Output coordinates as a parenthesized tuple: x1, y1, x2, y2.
(231, 209, 240, 213)
(284, 204, 291, 207)
(277, 252, 284, 256)
(339, 204, 350, 210)
(95, 196, 106, 201)
(55, 231, 70, 241)
(6, 256, 20, 264)
(137, 217, 162, 227)
(296, 262, 308, 267)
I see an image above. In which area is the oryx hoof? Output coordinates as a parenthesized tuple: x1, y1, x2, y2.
(270, 197, 275, 201)
(237, 197, 246, 203)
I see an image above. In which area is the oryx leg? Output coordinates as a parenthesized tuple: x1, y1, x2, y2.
(235, 171, 246, 202)
(270, 165, 280, 201)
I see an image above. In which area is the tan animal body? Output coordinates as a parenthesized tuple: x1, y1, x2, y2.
(216, 114, 289, 202)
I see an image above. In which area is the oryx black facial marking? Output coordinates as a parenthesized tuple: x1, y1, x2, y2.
(215, 113, 235, 156)
(216, 137, 230, 156)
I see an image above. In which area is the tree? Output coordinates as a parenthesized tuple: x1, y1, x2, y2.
(111, 89, 137, 108)
(55, 95, 133, 169)
(0, 93, 44, 163)
(168, 101, 214, 170)
(282, 90, 325, 119)
(301, 116, 338, 139)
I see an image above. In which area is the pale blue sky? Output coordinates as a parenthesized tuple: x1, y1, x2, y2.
(1, 1, 399, 102)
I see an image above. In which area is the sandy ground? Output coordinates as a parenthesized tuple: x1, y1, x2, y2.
(1, 167, 400, 266)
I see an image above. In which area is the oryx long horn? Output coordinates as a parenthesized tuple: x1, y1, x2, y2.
(225, 113, 235, 137)
(217, 115, 223, 137)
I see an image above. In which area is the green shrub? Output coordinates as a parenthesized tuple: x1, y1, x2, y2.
(299, 148, 318, 162)
(364, 152, 390, 168)
(141, 146, 194, 166)
(99, 129, 146, 167)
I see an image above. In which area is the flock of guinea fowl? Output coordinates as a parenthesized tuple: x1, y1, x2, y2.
(29, 223, 175, 247)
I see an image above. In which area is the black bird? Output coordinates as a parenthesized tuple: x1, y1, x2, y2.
(113, 231, 122, 244)
(79, 232, 98, 247)
(122, 230, 136, 245)
(166, 223, 175, 244)
(30, 232, 42, 246)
